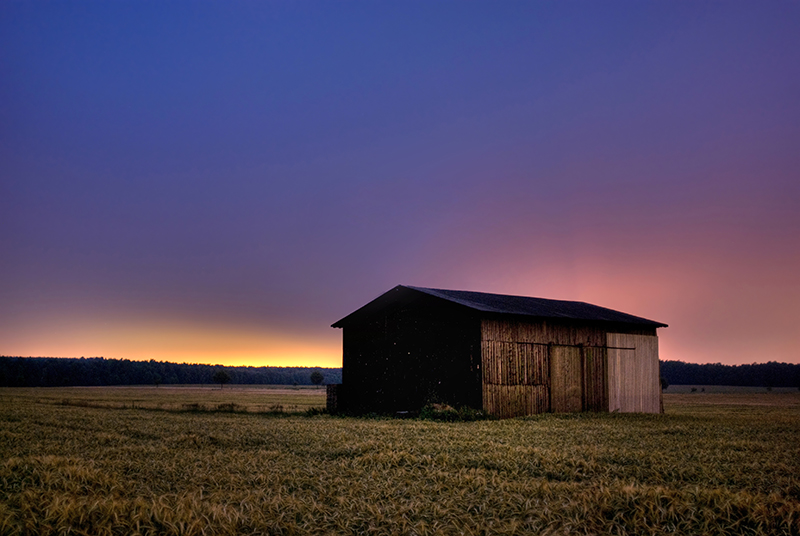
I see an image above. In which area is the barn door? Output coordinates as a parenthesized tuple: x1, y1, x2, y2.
(549, 345, 582, 412)
(607, 333, 661, 413)
(582, 346, 608, 412)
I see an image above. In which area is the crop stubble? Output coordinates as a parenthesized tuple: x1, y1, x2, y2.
(1, 388, 799, 535)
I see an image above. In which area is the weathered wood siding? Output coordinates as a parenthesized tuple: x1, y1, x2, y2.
(607, 333, 661, 413)
(582, 346, 608, 412)
(483, 385, 549, 418)
(482, 318, 609, 347)
(480, 318, 614, 416)
(481, 341, 549, 385)
(481, 341, 550, 417)
(549, 345, 582, 412)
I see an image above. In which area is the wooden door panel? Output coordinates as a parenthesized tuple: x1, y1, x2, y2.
(550, 345, 582, 412)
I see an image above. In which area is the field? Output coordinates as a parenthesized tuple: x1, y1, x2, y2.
(2, 385, 329, 413)
(1, 387, 799, 535)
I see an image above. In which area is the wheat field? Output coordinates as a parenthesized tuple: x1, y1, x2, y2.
(1, 387, 799, 535)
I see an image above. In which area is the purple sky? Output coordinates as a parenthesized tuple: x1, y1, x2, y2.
(2, 2, 799, 367)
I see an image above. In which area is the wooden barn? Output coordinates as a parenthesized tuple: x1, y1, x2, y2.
(329, 285, 667, 418)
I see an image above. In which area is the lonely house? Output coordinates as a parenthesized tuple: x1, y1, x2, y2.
(328, 285, 667, 418)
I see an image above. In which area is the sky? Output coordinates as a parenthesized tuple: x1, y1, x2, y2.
(2, 2, 799, 368)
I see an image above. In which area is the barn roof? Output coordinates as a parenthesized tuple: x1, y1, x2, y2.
(332, 285, 668, 328)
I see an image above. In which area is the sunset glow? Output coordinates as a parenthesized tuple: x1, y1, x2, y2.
(2, 2, 798, 367)
(0, 315, 341, 368)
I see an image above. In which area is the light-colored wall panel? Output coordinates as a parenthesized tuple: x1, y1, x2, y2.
(607, 333, 660, 413)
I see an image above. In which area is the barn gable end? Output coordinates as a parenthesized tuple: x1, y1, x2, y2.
(333, 288, 482, 414)
(331, 285, 667, 417)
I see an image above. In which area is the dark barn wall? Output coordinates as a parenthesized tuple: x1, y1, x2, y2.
(340, 296, 482, 414)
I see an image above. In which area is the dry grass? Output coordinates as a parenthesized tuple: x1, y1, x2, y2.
(0, 385, 327, 414)
(1, 388, 798, 535)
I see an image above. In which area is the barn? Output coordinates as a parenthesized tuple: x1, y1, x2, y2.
(328, 285, 668, 418)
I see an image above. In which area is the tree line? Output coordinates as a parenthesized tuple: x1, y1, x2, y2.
(0, 356, 341, 388)
(1, 356, 798, 389)
(660, 360, 800, 388)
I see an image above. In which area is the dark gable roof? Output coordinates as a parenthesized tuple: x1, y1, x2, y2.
(332, 285, 667, 328)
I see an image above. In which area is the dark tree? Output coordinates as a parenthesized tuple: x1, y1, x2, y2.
(310, 371, 324, 386)
(212, 369, 231, 389)
(660, 377, 669, 391)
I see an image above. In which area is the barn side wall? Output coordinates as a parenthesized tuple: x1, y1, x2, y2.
(480, 317, 657, 417)
(340, 299, 482, 414)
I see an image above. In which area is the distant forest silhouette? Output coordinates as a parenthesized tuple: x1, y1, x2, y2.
(0, 356, 341, 388)
(0, 356, 798, 389)
(660, 360, 800, 389)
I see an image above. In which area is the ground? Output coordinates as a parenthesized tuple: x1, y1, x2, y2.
(1, 386, 798, 535)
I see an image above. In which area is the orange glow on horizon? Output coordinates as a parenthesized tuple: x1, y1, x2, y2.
(0, 316, 342, 368)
